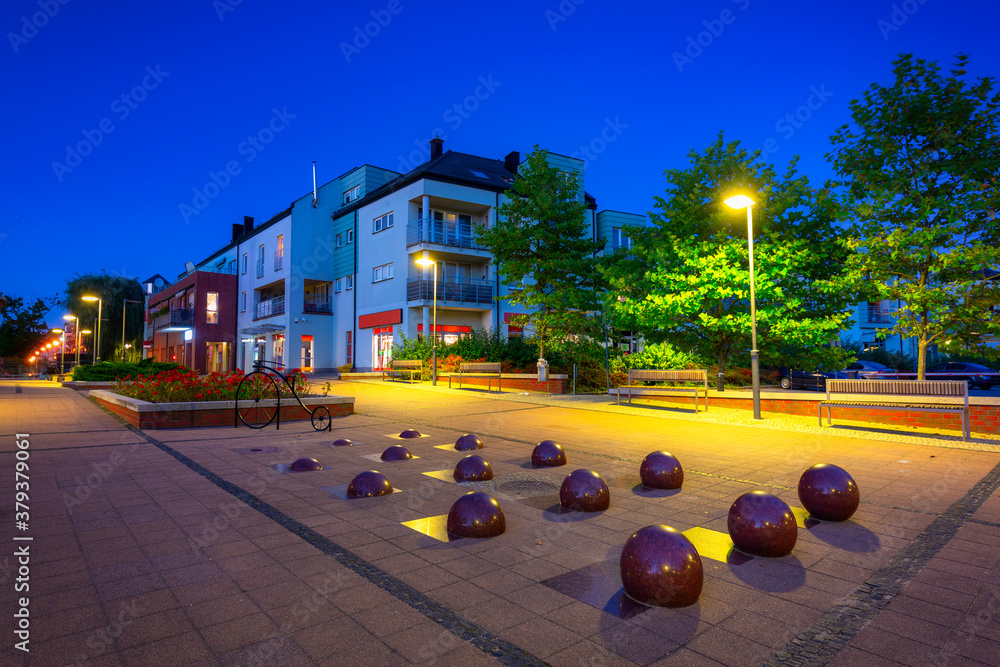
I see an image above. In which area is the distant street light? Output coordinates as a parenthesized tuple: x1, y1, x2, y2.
(415, 256, 438, 386)
(724, 194, 761, 420)
(82, 295, 103, 362)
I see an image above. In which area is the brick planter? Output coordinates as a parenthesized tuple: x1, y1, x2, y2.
(445, 373, 569, 394)
(613, 388, 1000, 436)
(90, 390, 354, 430)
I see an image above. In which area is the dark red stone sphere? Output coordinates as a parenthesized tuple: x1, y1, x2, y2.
(332, 438, 353, 447)
(798, 464, 860, 522)
(399, 429, 422, 439)
(620, 525, 703, 608)
(531, 440, 567, 467)
(446, 491, 506, 538)
(346, 471, 393, 498)
(381, 445, 413, 461)
(560, 469, 610, 512)
(727, 491, 797, 558)
(455, 433, 484, 451)
(640, 451, 684, 490)
(289, 457, 323, 472)
(453, 455, 493, 482)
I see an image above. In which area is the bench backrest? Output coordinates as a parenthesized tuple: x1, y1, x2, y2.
(628, 369, 707, 386)
(826, 379, 968, 401)
(459, 362, 502, 373)
(392, 360, 423, 369)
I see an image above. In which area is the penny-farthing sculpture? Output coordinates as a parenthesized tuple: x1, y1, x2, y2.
(235, 361, 331, 431)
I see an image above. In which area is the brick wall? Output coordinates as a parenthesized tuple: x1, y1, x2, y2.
(448, 375, 569, 394)
(95, 395, 353, 430)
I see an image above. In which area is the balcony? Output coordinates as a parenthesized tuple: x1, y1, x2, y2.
(154, 308, 194, 332)
(255, 295, 285, 320)
(864, 306, 893, 325)
(407, 276, 493, 306)
(274, 250, 284, 272)
(256, 259, 264, 278)
(303, 294, 332, 314)
(406, 218, 484, 251)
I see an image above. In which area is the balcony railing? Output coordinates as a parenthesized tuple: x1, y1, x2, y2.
(303, 294, 332, 313)
(406, 218, 483, 250)
(255, 295, 285, 319)
(865, 306, 892, 324)
(256, 259, 264, 278)
(406, 276, 493, 305)
(153, 308, 194, 331)
(274, 250, 284, 272)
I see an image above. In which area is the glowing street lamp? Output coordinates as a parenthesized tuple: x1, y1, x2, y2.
(415, 256, 438, 385)
(724, 193, 761, 420)
(82, 295, 103, 362)
(64, 314, 80, 370)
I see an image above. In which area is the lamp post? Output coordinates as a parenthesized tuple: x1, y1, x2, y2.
(724, 194, 761, 420)
(122, 298, 142, 361)
(81, 330, 92, 364)
(63, 315, 78, 371)
(82, 295, 103, 362)
(49, 330, 63, 374)
(415, 257, 438, 385)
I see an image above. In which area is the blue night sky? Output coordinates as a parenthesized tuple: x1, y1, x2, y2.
(2, 0, 997, 328)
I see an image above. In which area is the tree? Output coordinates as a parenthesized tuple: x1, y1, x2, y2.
(605, 134, 854, 382)
(0, 293, 59, 360)
(829, 53, 1000, 378)
(64, 273, 146, 362)
(476, 146, 606, 361)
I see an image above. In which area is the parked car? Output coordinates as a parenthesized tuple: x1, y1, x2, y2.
(927, 362, 995, 390)
(778, 368, 854, 391)
(843, 360, 896, 378)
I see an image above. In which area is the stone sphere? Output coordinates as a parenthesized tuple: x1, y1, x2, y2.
(381, 445, 413, 461)
(455, 433, 484, 451)
(332, 438, 353, 447)
(560, 469, 610, 512)
(727, 491, 797, 558)
(346, 471, 393, 498)
(620, 525, 703, 608)
(447, 491, 506, 538)
(531, 440, 567, 467)
(453, 455, 493, 482)
(399, 429, 422, 439)
(798, 464, 860, 522)
(289, 457, 323, 472)
(640, 451, 684, 490)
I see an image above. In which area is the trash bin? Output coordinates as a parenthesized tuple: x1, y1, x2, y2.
(537, 359, 549, 382)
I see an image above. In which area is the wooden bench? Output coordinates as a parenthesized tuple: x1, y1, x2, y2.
(447, 362, 503, 392)
(382, 360, 423, 383)
(819, 379, 969, 440)
(617, 369, 709, 413)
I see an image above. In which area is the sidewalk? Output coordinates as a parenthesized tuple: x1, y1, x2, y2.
(2, 378, 998, 665)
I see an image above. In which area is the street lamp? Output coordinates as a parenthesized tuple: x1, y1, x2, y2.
(122, 298, 143, 361)
(64, 315, 79, 371)
(82, 295, 103, 362)
(724, 194, 761, 420)
(415, 257, 438, 385)
(81, 330, 93, 364)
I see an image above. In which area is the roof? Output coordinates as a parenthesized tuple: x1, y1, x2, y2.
(142, 274, 168, 285)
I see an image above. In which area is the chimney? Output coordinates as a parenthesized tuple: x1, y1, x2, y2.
(504, 150, 520, 174)
(231, 223, 242, 241)
(430, 137, 444, 160)
(243, 216, 254, 233)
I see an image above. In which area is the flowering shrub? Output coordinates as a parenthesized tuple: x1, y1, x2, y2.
(111, 368, 310, 403)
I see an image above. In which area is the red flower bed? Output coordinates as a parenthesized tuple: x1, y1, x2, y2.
(111, 368, 309, 403)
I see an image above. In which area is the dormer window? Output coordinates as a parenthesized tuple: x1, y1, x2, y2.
(343, 186, 360, 205)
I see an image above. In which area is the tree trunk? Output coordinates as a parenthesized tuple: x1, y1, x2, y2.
(917, 334, 928, 381)
(717, 349, 726, 392)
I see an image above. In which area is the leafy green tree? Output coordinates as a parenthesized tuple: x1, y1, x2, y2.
(0, 293, 59, 360)
(64, 273, 145, 362)
(476, 146, 605, 361)
(829, 54, 1000, 378)
(605, 134, 853, 382)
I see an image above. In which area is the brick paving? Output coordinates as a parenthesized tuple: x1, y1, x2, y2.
(1, 378, 999, 665)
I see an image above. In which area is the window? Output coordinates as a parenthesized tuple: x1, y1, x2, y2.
(373, 263, 393, 282)
(257, 245, 265, 278)
(336, 234, 343, 248)
(227, 259, 236, 273)
(207, 292, 218, 324)
(346, 276, 354, 290)
(373, 212, 394, 233)
(346, 229, 354, 244)
(612, 227, 632, 251)
(468, 169, 488, 179)
(242, 254, 248, 274)
(240, 292, 246, 312)
(335, 279, 342, 293)
(343, 186, 360, 204)
(346, 331, 352, 365)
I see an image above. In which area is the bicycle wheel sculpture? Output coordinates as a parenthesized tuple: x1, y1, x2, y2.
(236, 371, 279, 429)
(310, 405, 332, 431)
